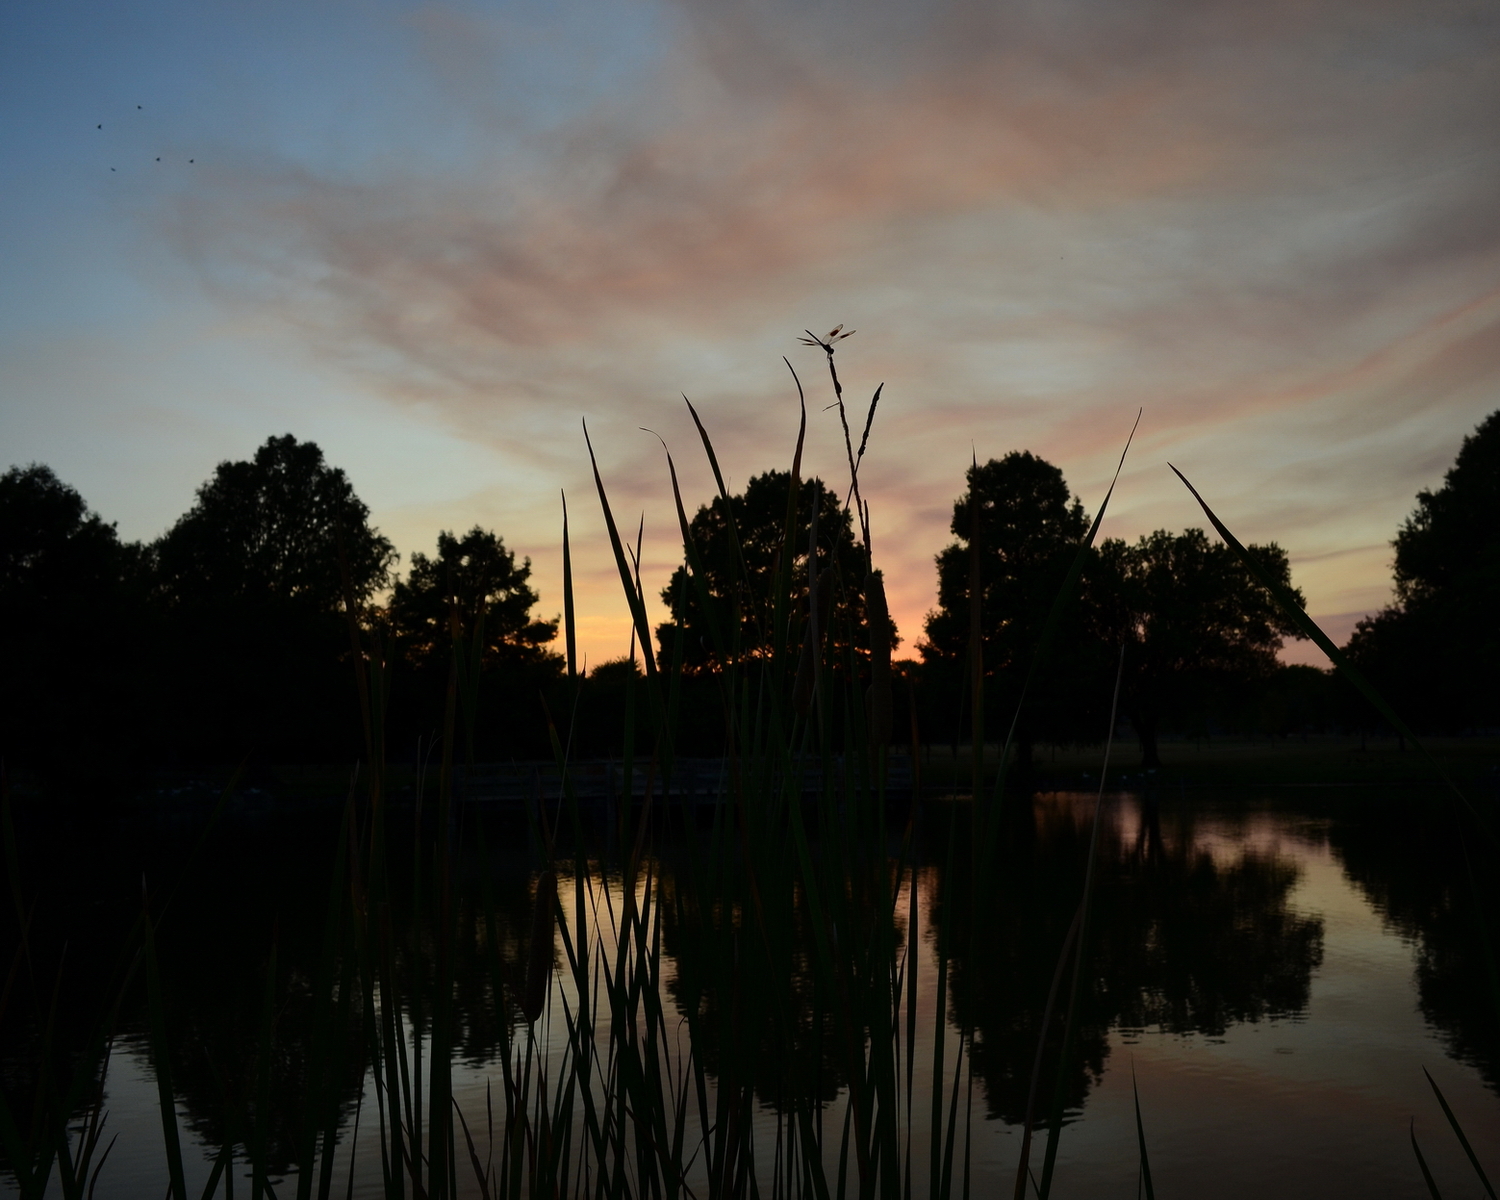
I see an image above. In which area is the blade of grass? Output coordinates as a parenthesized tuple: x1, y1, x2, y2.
(647, 431, 728, 667)
(1412, 1120, 1445, 1200)
(1011, 904, 1082, 1200)
(987, 409, 1140, 810)
(966, 454, 983, 804)
(1131, 1064, 1155, 1200)
(197, 1139, 233, 1200)
(562, 490, 578, 682)
(583, 419, 659, 683)
(1423, 1067, 1497, 1199)
(86, 1132, 118, 1200)
(250, 938, 279, 1200)
(142, 890, 189, 1200)
(682, 397, 753, 608)
(775, 359, 809, 672)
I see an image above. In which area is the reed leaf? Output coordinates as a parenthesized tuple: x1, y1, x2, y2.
(142, 895, 189, 1200)
(1423, 1067, 1496, 1199)
(522, 872, 557, 1024)
(583, 419, 659, 683)
(562, 490, 578, 681)
(1412, 1120, 1445, 1200)
(1132, 1065, 1156, 1200)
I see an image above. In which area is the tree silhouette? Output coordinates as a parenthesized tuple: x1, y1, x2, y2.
(389, 526, 558, 672)
(919, 452, 1096, 759)
(1086, 529, 1304, 768)
(1346, 408, 1500, 732)
(154, 434, 394, 611)
(385, 527, 562, 760)
(655, 470, 876, 673)
(0, 464, 124, 599)
(1329, 796, 1500, 1093)
(151, 435, 395, 761)
(0, 465, 146, 770)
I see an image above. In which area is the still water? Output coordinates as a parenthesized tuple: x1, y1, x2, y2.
(3, 785, 1498, 1198)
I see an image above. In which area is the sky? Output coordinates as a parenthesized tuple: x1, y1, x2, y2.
(4, 0, 1498, 669)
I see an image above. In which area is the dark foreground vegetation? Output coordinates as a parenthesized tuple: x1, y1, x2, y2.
(1, 336, 1497, 1199)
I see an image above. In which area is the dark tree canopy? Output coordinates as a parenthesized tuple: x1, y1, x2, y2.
(146, 436, 395, 760)
(0, 466, 147, 770)
(381, 527, 563, 762)
(922, 452, 1088, 665)
(919, 452, 1092, 752)
(914, 452, 1311, 763)
(155, 434, 394, 612)
(0, 444, 580, 768)
(1088, 529, 1305, 766)
(0, 464, 126, 605)
(1392, 409, 1500, 606)
(656, 470, 876, 672)
(388, 526, 559, 671)
(1347, 409, 1500, 731)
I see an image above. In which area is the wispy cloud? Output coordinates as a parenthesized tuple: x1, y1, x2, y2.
(162, 0, 1500, 660)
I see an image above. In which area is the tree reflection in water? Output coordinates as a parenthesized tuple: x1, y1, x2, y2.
(931, 792, 1324, 1124)
(1328, 792, 1500, 1094)
(654, 837, 904, 1112)
(29, 787, 1487, 1192)
(0, 801, 549, 1182)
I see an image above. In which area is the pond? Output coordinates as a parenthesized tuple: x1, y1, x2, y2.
(2, 781, 1497, 1198)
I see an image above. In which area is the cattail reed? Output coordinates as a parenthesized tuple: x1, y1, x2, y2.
(521, 869, 557, 1023)
(865, 568, 893, 746)
(792, 566, 837, 717)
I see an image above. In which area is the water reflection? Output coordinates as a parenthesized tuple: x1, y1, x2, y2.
(6, 784, 1500, 1196)
(654, 841, 900, 1110)
(931, 793, 1324, 1123)
(0, 801, 548, 1180)
(1327, 795, 1500, 1092)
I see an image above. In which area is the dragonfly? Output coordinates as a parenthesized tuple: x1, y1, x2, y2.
(797, 324, 856, 350)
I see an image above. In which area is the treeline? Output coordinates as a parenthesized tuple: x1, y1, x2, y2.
(3, 411, 1496, 778)
(651, 411, 1498, 760)
(910, 453, 1313, 768)
(0, 436, 568, 777)
(651, 453, 1329, 767)
(1344, 409, 1500, 735)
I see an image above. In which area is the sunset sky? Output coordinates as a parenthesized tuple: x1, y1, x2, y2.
(5, 0, 1498, 668)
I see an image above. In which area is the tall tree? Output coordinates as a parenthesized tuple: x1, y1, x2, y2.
(388, 527, 559, 672)
(385, 526, 562, 759)
(0, 465, 146, 770)
(656, 470, 877, 673)
(155, 434, 393, 610)
(152, 435, 396, 761)
(1346, 409, 1500, 731)
(0, 464, 125, 602)
(919, 452, 1094, 760)
(1087, 529, 1305, 768)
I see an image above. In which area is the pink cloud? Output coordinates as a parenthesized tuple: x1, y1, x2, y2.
(168, 0, 1500, 667)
